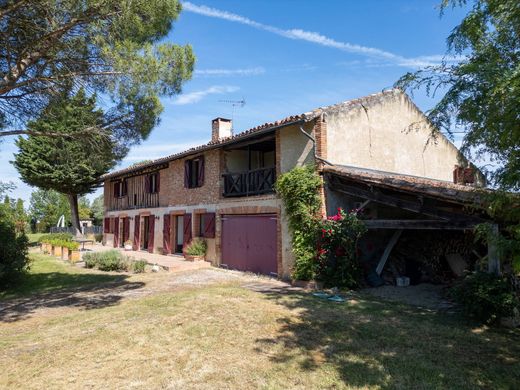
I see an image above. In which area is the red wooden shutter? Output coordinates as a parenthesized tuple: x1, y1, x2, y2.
(148, 215, 155, 253)
(204, 212, 215, 238)
(123, 218, 130, 242)
(156, 172, 160, 192)
(133, 215, 140, 250)
(163, 214, 171, 254)
(104, 218, 110, 233)
(113, 217, 119, 248)
(197, 156, 205, 187)
(183, 213, 192, 247)
(144, 175, 150, 193)
(184, 160, 190, 188)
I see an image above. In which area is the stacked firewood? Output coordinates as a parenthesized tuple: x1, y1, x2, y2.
(385, 231, 479, 284)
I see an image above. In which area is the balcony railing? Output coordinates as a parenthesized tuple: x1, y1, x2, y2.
(223, 166, 276, 197)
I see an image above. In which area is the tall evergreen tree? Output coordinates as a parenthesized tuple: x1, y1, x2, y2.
(14, 89, 120, 235)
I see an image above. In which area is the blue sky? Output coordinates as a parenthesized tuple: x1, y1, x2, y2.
(0, 0, 470, 206)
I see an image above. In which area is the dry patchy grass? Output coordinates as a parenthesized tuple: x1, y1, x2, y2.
(1, 255, 519, 389)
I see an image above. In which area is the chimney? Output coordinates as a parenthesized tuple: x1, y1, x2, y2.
(211, 117, 232, 142)
(453, 165, 475, 185)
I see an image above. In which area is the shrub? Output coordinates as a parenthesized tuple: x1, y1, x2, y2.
(38, 233, 73, 244)
(275, 165, 322, 280)
(0, 205, 29, 286)
(95, 250, 126, 271)
(451, 271, 519, 324)
(82, 250, 130, 272)
(132, 259, 147, 273)
(185, 238, 207, 256)
(316, 208, 367, 289)
(83, 252, 100, 269)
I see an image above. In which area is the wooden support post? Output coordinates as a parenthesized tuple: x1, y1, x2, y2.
(487, 224, 500, 275)
(376, 229, 403, 275)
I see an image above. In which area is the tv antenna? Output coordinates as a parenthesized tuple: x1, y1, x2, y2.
(218, 98, 246, 128)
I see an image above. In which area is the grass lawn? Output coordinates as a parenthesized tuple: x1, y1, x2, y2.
(26, 233, 44, 246)
(0, 252, 126, 300)
(1, 255, 519, 389)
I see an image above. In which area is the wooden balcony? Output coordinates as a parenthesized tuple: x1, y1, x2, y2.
(222, 167, 276, 197)
(106, 192, 159, 211)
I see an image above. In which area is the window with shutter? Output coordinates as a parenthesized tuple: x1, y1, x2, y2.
(104, 218, 110, 233)
(184, 156, 205, 188)
(146, 173, 159, 193)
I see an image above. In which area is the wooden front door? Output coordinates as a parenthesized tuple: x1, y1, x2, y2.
(142, 216, 149, 250)
(175, 215, 184, 253)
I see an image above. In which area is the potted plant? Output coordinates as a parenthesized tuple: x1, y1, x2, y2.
(184, 238, 207, 261)
(124, 239, 133, 251)
(62, 241, 70, 260)
(69, 242, 81, 263)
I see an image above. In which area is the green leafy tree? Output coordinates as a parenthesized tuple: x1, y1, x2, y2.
(0, 181, 15, 197)
(90, 194, 105, 226)
(396, 0, 519, 190)
(29, 189, 71, 233)
(0, 0, 194, 145)
(0, 202, 29, 287)
(78, 196, 92, 221)
(396, 0, 520, 273)
(14, 89, 119, 235)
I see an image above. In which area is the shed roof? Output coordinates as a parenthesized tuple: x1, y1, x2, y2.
(323, 164, 490, 205)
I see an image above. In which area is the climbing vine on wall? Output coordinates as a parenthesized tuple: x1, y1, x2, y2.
(276, 165, 366, 287)
(275, 165, 322, 280)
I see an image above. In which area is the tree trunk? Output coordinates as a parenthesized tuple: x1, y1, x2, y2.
(67, 193, 82, 237)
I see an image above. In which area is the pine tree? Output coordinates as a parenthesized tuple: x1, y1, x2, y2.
(14, 89, 121, 235)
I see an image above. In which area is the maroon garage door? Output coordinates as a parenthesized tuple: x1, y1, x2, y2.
(221, 214, 277, 276)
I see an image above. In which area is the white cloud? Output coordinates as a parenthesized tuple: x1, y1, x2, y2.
(182, 2, 459, 68)
(195, 67, 265, 77)
(171, 85, 239, 105)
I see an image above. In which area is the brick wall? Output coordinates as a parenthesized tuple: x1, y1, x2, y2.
(162, 149, 222, 206)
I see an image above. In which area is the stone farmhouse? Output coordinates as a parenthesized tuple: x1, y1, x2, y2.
(102, 89, 491, 280)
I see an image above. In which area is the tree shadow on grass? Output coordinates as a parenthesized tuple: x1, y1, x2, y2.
(253, 286, 520, 389)
(0, 273, 144, 323)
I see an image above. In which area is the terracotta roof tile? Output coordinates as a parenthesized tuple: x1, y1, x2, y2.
(101, 89, 401, 180)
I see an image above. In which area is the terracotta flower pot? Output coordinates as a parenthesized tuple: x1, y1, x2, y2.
(70, 250, 80, 263)
(54, 246, 62, 258)
(184, 254, 205, 262)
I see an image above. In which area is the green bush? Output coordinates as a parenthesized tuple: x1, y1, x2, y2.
(82, 250, 135, 272)
(0, 205, 30, 286)
(451, 271, 519, 324)
(38, 233, 73, 244)
(185, 238, 207, 256)
(316, 208, 366, 289)
(82, 252, 99, 268)
(132, 259, 147, 273)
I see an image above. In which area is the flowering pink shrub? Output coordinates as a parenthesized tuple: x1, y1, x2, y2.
(315, 208, 366, 288)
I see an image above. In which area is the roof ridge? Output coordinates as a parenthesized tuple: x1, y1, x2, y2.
(101, 89, 404, 180)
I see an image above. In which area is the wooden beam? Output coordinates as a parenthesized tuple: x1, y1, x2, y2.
(363, 219, 479, 230)
(376, 229, 402, 275)
(330, 178, 483, 223)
